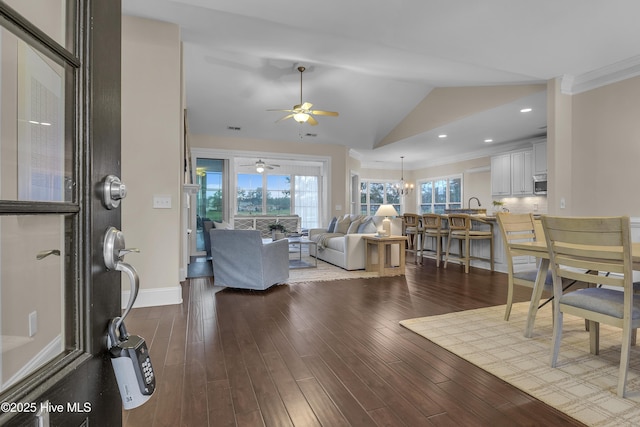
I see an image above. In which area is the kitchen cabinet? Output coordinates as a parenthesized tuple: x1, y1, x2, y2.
(533, 141, 547, 174)
(491, 154, 511, 196)
(511, 149, 533, 195)
(491, 149, 533, 196)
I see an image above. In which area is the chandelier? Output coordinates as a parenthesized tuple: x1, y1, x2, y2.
(396, 156, 414, 195)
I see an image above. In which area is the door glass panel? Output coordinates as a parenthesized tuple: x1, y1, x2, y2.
(1, 29, 71, 202)
(3, 0, 68, 48)
(0, 214, 68, 391)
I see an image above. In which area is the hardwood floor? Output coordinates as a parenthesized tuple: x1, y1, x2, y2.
(122, 260, 586, 427)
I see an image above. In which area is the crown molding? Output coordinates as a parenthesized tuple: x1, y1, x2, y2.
(561, 55, 640, 95)
(360, 138, 543, 170)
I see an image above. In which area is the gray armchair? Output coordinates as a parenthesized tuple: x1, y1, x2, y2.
(209, 229, 289, 290)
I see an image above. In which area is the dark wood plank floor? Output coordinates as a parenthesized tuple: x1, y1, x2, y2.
(122, 259, 586, 427)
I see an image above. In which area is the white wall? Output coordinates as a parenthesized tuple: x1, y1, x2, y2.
(548, 75, 640, 217)
(121, 16, 183, 307)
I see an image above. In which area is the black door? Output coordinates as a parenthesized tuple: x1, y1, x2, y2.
(0, 1, 124, 426)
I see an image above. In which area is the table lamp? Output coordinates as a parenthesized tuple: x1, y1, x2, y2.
(374, 204, 399, 237)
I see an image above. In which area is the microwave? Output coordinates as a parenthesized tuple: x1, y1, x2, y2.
(533, 174, 547, 195)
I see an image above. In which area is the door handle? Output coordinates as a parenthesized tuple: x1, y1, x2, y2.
(115, 261, 139, 327)
(103, 227, 140, 324)
(36, 249, 61, 260)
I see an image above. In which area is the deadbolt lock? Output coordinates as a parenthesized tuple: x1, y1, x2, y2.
(102, 175, 127, 209)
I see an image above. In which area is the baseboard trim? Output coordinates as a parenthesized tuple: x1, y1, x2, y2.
(122, 285, 183, 309)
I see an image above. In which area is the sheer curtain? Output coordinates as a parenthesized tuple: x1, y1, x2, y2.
(294, 175, 319, 229)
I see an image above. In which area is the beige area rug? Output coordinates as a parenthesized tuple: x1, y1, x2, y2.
(287, 259, 379, 283)
(400, 302, 640, 427)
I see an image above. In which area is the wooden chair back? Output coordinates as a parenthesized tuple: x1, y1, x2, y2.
(402, 213, 421, 230)
(542, 216, 632, 291)
(421, 213, 444, 231)
(446, 213, 470, 232)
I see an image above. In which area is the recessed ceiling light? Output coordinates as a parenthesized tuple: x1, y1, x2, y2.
(484, 138, 493, 143)
(520, 108, 532, 113)
(438, 134, 447, 138)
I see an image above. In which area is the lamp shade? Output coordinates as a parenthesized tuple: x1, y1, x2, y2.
(374, 204, 399, 217)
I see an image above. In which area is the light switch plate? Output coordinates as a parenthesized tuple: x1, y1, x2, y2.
(153, 195, 172, 209)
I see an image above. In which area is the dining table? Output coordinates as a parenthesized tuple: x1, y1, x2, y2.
(508, 241, 640, 338)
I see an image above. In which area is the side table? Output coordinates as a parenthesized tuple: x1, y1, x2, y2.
(363, 235, 408, 276)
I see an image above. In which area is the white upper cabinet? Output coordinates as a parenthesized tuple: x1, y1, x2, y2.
(511, 150, 533, 195)
(533, 141, 547, 175)
(491, 154, 511, 196)
(491, 148, 534, 196)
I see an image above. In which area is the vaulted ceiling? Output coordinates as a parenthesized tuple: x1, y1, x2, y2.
(122, 0, 640, 169)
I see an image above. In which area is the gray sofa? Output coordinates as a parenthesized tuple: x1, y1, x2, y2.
(210, 229, 289, 290)
(309, 215, 402, 270)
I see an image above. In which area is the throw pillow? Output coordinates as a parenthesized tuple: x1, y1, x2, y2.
(357, 217, 377, 234)
(346, 218, 363, 234)
(327, 216, 338, 233)
(335, 215, 351, 234)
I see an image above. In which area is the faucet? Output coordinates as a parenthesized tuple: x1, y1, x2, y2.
(468, 197, 481, 209)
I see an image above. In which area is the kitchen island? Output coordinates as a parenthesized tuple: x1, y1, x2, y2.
(421, 213, 538, 273)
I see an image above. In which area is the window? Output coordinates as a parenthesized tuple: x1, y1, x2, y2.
(266, 175, 291, 214)
(237, 173, 263, 214)
(360, 180, 400, 215)
(418, 175, 462, 213)
(236, 171, 321, 229)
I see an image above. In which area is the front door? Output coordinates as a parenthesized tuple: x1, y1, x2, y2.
(0, 2, 123, 426)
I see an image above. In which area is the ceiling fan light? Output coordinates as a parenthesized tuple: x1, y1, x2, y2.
(256, 162, 265, 173)
(293, 112, 309, 123)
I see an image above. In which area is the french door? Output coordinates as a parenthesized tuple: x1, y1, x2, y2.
(0, 2, 123, 426)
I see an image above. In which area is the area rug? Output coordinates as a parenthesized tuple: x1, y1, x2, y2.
(400, 302, 640, 427)
(288, 260, 379, 283)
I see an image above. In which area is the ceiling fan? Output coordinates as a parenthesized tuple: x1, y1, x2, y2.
(240, 159, 280, 173)
(268, 66, 339, 126)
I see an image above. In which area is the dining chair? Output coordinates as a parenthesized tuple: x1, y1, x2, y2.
(420, 213, 448, 267)
(402, 213, 422, 263)
(542, 215, 640, 398)
(496, 212, 554, 323)
(444, 213, 494, 273)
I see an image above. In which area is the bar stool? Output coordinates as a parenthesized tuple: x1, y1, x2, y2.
(419, 214, 449, 267)
(444, 213, 494, 273)
(402, 213, 422, 263)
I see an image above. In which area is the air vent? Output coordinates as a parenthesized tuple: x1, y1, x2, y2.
(227, 126, 241, 131)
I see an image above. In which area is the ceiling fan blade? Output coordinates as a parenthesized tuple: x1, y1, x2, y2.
(300, 102, 313, 111)
(307, 115, 318, 126)
(269, 164, 280, 168)
(267, 108, 296, 113)
(266, 166, 274, 170)
(275, 114, 294, 123)
(310, 110, 339, 116)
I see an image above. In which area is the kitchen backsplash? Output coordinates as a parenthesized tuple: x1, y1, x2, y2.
(492, 196, 548, 214)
